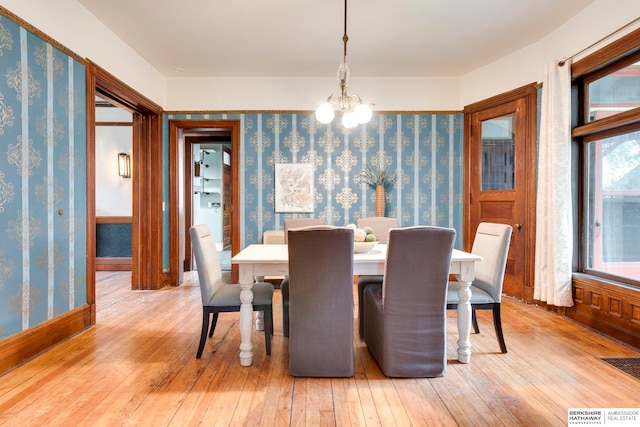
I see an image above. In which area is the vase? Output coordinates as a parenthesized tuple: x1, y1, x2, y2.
(375, 185, 385, 217)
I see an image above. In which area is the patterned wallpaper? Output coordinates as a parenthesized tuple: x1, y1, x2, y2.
(164, 112, 464, 263)
(0, 16, 87, 339)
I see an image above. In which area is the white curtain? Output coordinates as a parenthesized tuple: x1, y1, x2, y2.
(534, 60, 574, 307)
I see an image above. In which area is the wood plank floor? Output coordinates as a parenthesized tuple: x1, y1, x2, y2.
(1, 271, 639, 426)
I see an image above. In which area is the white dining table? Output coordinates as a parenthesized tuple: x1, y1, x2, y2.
(231, 243, 482, 367)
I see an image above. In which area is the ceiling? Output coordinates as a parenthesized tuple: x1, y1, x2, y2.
(77, 0, 595, 78)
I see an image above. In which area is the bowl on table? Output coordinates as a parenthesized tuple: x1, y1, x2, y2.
(353, 240, 378, 253)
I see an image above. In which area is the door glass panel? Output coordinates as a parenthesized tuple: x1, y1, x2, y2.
(481, 114, 515, 191)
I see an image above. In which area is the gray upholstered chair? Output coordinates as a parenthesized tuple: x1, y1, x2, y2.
(363, 226, 456, 378)
(287, 226, 355, 377)
(447, 222, 512, 353)
(190, 224, 274, 358)
(280, 217, 324, 338)
(356, 216, 399, 337)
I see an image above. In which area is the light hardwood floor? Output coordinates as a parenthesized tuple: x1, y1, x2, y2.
(1, 271, 639, 426)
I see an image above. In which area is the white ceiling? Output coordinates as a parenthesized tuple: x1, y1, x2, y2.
(77, 0, 595, 78)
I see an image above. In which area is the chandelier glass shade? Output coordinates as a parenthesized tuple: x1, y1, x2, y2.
(315, 0, 372, 128)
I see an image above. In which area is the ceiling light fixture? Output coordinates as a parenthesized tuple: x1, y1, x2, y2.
(315, 0, 372, 129)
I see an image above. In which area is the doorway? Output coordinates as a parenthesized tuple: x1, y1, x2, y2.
(169, 120, 241, 284)
(87, 61, 164, 313)
(183, 135, 233, 272)
(464, 83, 538, 302)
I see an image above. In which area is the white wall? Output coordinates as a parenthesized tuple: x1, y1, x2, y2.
(461, 0, 640, 106)
(2, 0, 639, 111)
(164, 76, 462, 112)
(95, 106, 133, 216)
(164, 0, 640, 111)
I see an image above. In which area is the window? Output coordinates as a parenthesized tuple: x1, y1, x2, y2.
(574, 29, 640, 287)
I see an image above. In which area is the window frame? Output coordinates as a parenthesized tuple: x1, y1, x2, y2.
(573, 27, 640, 288)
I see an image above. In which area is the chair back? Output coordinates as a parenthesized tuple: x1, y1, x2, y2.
(375, 226, 456, 377)
(470, 223, 512, 302)
(283, 218, 324, 243)
(357, 217, 399, 244)
(287, 226, 355, 377)
(189, 224, 224, 304)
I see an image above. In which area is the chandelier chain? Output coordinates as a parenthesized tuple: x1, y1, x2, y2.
(314, 0, 372, 128)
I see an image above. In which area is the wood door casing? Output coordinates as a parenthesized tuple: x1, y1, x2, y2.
(464, 83, 538, 302)
(222, 146, 232, 248)
(89, 61, 164, 294)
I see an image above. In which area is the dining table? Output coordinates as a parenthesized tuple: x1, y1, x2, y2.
(231, 243, 483, 367)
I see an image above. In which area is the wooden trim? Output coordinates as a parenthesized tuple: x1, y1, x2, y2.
(463, 83, 538, 302)
(568, 274, 640, 348)
(86, 64, 97, 325)
(164, 109, 464, 115)
(572, 27, 640, 78)
(162, 271, 173, 287)
(96, 122, 133, 126)
(0, 305, 92, 375)
(89, 61, 162, 115)
(96, 257, 132, 271)
(96, 216, 133, 224)
(183, 139, 194, 272)
(88, 60, 164, 291)
(0, 6, 85, 63)
(572, 107, 640, 138)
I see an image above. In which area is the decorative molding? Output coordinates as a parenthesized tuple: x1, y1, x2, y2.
(96, 257, 132, 271)
(568, 274, 640, 348)
(164, 110, 463, 115)
(0, 6, 85, 63)
(96, 216, 133, 224)
(0, 305, 92, 375)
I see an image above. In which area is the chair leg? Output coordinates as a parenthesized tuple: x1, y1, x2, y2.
(196, 310, 210, 358)
(471, 307, 479, 334)
(492, 304, 507, 353)
(263, 307, 272, 355)
(208, 312, 219, 338)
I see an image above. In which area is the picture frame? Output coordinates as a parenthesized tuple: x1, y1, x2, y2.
(275, 163, 314, 213)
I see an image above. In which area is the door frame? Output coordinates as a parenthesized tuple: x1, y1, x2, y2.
(463, 83, 538, 302)
(86, 61, 164, 308)
(182, 135, 231, 272)
(168, 119, 241, 284)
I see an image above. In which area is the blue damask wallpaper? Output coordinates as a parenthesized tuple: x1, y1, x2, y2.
(0, 16, 87, 339)
(164, 112, 464, 265)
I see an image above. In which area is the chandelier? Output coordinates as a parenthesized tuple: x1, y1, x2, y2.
(315, 0, 372, 128)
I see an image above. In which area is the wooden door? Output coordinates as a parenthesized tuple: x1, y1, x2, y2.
(464, 84, 537, 302)
(222, 146, 232, 247)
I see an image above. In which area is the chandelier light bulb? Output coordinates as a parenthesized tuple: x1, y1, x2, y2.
(315, 102, 335, 124)
(342, 111, 359, 128)
(355, 103, 373, 124)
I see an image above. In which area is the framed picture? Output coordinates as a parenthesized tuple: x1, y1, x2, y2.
(275, 163, 314, 212)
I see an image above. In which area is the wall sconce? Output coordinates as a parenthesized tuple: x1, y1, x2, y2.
(117, 152, 131, 178)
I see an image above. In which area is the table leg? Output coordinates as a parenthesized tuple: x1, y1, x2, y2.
(456, 279, 472, 364)
(239, 283, 254, 366)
